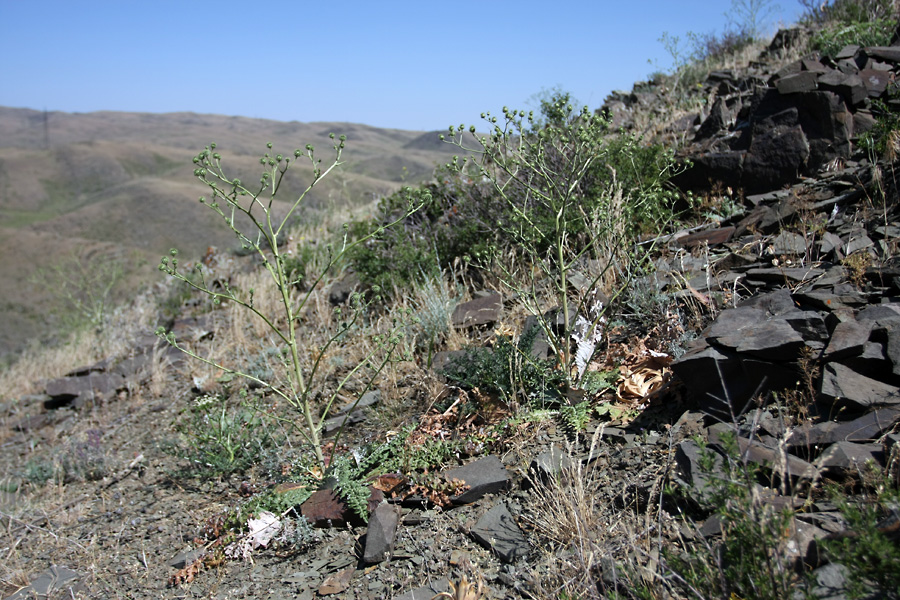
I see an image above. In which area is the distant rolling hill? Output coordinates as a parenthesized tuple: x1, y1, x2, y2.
(0, 106, 462, 357)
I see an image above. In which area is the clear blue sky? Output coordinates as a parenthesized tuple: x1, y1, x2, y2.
(0, 1, 804, 132)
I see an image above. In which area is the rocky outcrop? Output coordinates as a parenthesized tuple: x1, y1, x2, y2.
(603, 29, 900, 194)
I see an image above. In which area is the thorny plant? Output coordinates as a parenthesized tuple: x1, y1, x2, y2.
(158, 138, 424, 468)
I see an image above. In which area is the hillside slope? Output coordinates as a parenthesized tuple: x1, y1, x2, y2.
(0, 107, 461, 356)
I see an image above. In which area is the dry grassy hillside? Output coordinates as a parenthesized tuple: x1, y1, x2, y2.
(0, 107, 462, 357)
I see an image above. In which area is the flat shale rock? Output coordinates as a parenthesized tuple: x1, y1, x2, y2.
(470, 503, 529, 563)
(716, 318, 806, 360)
(444, 455, 510, 504)
(788, 406, 900, 447)
(43, 372, 126, 409)
(5, 566, 86, 600)
(451, 293, 502, 328)
(394, 579, 450, 600)
(732, 436, 816, 482)
(672, 345, 798, 419)
(819, 362, 900, 409)
(814, 441, 884, 473)
(362, 502, 401, 564)
(822, 319, 872, 360)
(529, 445, 575, 480)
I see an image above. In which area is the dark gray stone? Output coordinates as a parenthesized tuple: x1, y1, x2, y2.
(793, 288, 868, 310)
(530, 445, 574, 480)
(788, 406, 900, 448)
(743, 288, 798, 316)
(823, 319, 873, 360)
(444, 455, 510, 504)
(864, 46, 900, 62)
(695, 97, 731, 141)
(451, 293, 502, 328)
(675, 151, 746, 191)
(743, 125, 810, 193)
(785, 519, 829, 569)
(716, 319, 806, 361)
(430, 349, 466, 374)
(776, 71, 819, 94)
(817, 70, 867, 105)
(744, 267, 825, 285)
(707, 307, 768, 340)
(169, 548, 206, 569)
(802, 58, 829, 73)
(860, 68, 891, 97)
(5, 566, 82, 600)
(853, 110, 877, 139)
(844, 234, 874, 254)
(678, 226, 736, 248)
(470, 503, 529, 563)
(797, 511, 847, 534)
(814, 441, 883, 472)
(884, 319, 900, 376)
(835, 44, 860, 60)
(757, 196, 801, 232)
(672, 344, 798, 419)
(782, 310, 829, 342)
(807, 563, 852, 600)
(393, 580, 449, 600)
(820, 362, 900, 409)
(820, 231, 845, 258)
(321, 390, 382, 435)
(43, 372, 127, 409)
(732, 437, 816, 482)
(362, 502, 401, 564)
(856, 304, 900, 322)
(328, 272, 360, 305)
(768, 230, 809, 255)
(842, 341, 890, 377)
(675, 439, 726, 500)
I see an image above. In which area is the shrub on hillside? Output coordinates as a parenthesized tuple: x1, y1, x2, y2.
(349, 92, 679, 295)
(347, 174, 495, 291)
(811, 17, 897, 56)
(801, 0, 897, 24)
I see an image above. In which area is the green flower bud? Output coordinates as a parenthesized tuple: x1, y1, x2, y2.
(266, 142, 273, 149)
(210, 142, 216, 149)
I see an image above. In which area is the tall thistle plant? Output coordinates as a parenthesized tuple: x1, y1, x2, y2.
(444, 98, 678, 391)
(158, 137, 424, 468)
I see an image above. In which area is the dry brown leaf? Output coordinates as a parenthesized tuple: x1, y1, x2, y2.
(168, 557, 204, 587)
(318, 567, 355, 595)
(371, 473, 405, 494)
(616, 352, 672, 402)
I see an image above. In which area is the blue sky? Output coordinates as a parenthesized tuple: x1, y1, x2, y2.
(0, 1, 804, 132)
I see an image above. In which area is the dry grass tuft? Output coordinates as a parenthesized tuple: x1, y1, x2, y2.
(0, 286, 160, 401)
